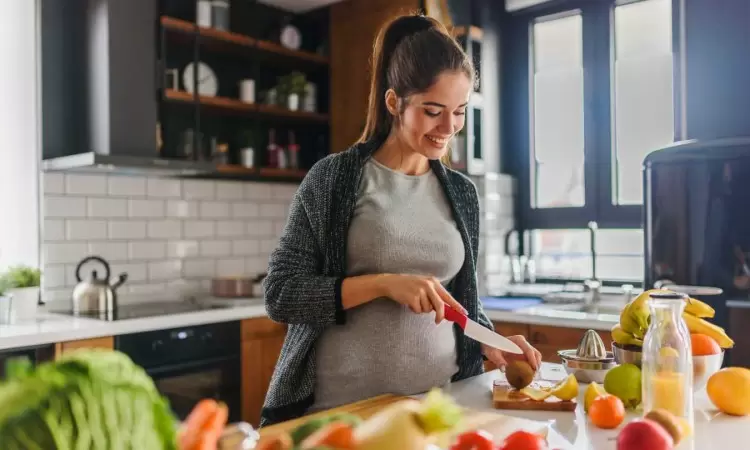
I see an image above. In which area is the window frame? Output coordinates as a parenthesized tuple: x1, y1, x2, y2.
(504, 0, 682, 231)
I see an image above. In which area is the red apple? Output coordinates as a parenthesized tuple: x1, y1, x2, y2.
(617, 419, 674, 450)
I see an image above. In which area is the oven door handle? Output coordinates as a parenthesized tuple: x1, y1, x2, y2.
(143, 354, 240, 376)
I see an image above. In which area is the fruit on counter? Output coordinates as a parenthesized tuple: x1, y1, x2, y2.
(616, 419, 674, 450)
(497, 430, 549, 450)
(299, 421, 356, 449)
(706, 367, 750, 416)
(548, 374, 578, 401)
(449, 429, 495, 450)
(290, 413, 362, 445)
(643, 409, 685, 445)
(255, 433, 293, 450)
(0, 348, 179, 449)
(611, 324, 644, 347)
(682, 312, 734, 348)
(519, 386, 552, 401)
(505, 360, 535, 390)
(690, 333, 722, 356)
(604, 363, 642, 409)
(353, 388, 463, 450)
(179, 398, 229, 450)
(618, 289, 717, 341)
(588, 394, 625, 429)
(584, 382, 606, 413)
(683, 295, 715, 318)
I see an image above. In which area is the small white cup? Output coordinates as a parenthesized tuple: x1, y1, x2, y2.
(240, 79, 255, 104)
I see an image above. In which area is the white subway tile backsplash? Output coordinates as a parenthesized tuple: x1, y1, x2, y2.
(66, 219, 107, 241)
(259, 203, 287, 219)
(244, 184, 272, 200)
(217, 221, 244, 237)
(43, 173, 64, 194)
(66, 174, 107, 195)
(88, 242, 129, 261)
(148, 219, 182, 239)
(200, 201, 230, 218)
(128, 199, 165, 218)
(43, 219, 65, 241)
(183, 259, 216, 278)
(183, 180, 214, 199)
(216, 182, 244, 200)
(166, 200, 199, 218)
(200, 240, 231, 257)
(231, 202, 259, 218)
(216, 258, 245, 276)
(129, 241, 166, 260)
(88, 198, 128, 218)
(42, 174, 297, 295)
(147, 178, 182, 198)
(184, 221, 215, 238)
(108, 176, 146, 197)
(167, 240, 199, 258)
(148, 260, 183, 280)
(45, 196, 86, 218)
(108, 220, 147, 239)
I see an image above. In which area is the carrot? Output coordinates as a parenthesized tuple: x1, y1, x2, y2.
(299, 421, 356, 449)
(255, 433, 294, 450)
(194, 401, 229, 450)
(179, 399, 219, 450)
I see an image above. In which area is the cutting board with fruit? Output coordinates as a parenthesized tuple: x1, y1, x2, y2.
(491, 361, 578, 412)
(256, 390, 551, 450)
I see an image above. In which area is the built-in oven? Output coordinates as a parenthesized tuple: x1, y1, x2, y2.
(115, 321, 242, 423)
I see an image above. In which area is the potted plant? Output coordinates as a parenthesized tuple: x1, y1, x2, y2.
(3, 265, 41, 319)
(0, 276, 11, 324)
(277, 71, 307, 111)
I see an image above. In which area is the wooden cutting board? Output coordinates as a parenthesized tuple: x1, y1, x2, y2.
(257, 394, 551, 448)
(492, 380, 577, 412)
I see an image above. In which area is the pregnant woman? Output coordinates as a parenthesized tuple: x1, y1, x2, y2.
(261, 13, 542, 426)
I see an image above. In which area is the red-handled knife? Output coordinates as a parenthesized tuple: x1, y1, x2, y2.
(444, 304, 524, 354)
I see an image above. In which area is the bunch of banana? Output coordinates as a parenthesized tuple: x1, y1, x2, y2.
(613, 288, 732, 348)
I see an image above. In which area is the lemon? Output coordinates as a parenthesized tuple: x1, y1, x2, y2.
(584, 382, 607, 413)
(550, 374, 579, 401)
(520, 387, 552, 401)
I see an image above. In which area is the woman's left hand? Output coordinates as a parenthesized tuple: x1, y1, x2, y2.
(482, 335, 542, 372)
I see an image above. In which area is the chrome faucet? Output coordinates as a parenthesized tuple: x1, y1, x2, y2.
(583, 221, 601, 307)
(504, 228, 520, 285)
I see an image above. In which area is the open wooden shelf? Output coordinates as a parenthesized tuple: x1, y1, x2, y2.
(160, 16, 329, 66)
(164, 89, 329, 123)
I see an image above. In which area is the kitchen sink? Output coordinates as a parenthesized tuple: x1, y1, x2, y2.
(533, 301, 624, 316)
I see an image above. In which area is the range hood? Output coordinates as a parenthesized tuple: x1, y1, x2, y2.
(40, 0, 214, 177)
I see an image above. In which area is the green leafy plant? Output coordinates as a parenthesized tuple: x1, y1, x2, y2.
(3, 265, 41, 289)
(276, 71, 308, 98)
(0, 276, 9, 296)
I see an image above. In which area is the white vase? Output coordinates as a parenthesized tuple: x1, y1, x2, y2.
(287, 93, 299, 111)
(8, 286, 39, 319)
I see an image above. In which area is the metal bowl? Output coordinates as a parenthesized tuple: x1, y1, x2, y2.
(612, 342, 643, 368)
(693, 351, 724, 392)
(558, 349, 618, 383)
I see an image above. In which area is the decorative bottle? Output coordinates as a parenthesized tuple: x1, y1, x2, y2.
(641, 291, 694, 429)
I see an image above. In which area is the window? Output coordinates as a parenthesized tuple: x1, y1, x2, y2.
(506, 0, 675, 284)
(0, 1, 40, 271)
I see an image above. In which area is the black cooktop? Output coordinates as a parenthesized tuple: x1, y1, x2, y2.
(52, 300, 231, 321)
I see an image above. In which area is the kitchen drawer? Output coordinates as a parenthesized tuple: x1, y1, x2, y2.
(55, 336, 114, 358)
(241, 317, 287, 341)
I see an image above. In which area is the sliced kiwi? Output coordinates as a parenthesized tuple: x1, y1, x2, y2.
(505, 360, 535, 390)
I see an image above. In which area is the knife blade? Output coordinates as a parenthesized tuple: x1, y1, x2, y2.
(443, 304, 524, 354)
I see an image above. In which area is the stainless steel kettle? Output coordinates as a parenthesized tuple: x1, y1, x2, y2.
(72, 256, 127, 315)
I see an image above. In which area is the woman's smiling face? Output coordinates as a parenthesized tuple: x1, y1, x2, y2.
(392, 70, 472, 160)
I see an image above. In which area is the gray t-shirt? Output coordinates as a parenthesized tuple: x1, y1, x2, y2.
(311, 158, 466, 411)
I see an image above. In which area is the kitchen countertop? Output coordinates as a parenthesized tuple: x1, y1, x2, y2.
(439, 364, 750, 449)
(0, 296, 618, 351)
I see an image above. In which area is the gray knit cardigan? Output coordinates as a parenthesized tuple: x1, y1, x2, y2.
(260, 137, 494, 426)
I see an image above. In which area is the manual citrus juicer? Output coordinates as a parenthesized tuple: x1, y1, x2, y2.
(557, 329, 618, 383)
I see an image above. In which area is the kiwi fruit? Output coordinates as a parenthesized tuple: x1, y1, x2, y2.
(505, 360, 535, 390)
(644, 409, 684, 444)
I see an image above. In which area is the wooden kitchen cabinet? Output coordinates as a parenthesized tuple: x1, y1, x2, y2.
(241, 317, 287, 427)
(54, 336, 114, 359)
(330, 0, 420, 153)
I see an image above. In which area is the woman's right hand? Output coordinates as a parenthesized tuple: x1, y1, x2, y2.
(379, 274, 467, 323)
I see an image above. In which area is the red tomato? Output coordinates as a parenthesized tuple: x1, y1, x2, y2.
(449, 429, 495, 450)
(498, 430, 548, 450)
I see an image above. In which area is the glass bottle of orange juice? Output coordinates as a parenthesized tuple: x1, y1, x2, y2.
(641, 291, 694, 428)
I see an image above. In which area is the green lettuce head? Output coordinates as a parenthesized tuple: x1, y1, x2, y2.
(0, 348, 178, 449)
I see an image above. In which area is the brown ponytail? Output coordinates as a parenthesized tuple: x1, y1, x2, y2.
(358, 13, 476, 167)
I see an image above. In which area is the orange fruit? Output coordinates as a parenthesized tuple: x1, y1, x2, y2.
(691, 333, 721, 356)
(707, 367, 750, 416)
(589, 394, 626, 429)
